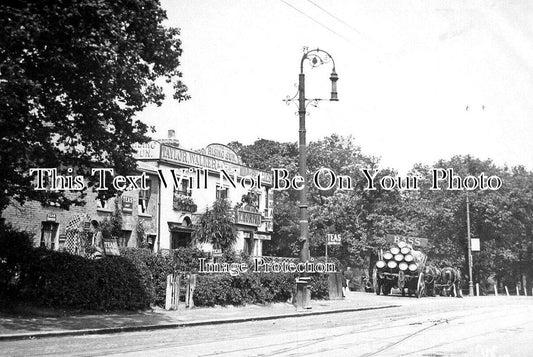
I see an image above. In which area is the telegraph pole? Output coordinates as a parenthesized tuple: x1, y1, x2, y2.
(466, 192, 474, 296)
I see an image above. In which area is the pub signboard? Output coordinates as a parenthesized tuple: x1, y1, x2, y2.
(386, 234, 429, 248)
(235, 209, 262, 227)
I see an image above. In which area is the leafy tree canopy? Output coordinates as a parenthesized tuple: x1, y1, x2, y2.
(0, 0, 189, 211)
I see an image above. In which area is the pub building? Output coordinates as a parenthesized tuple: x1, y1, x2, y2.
(1, 162, 160, 253)
(2, 131, 274, 257)
(133, 130, 274, 256)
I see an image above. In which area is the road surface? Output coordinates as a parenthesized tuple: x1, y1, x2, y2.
(1, 295, 532, 356)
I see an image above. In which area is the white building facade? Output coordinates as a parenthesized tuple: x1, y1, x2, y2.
(133, 136, 274, 256)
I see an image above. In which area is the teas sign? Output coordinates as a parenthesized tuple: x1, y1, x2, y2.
(122, 196, 133, 213)
(327, 234, 341, 245)
(103, 239, 120, 256)
(212, 249, 223, 257)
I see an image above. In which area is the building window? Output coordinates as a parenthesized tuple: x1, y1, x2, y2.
(216, 185, 228, 200)
(177, 178, 191, 196)
(96, 198, 109, 210)
(243, 231, 253, 255)
(117, 230, 131, 247)
(40, 222, 59, 250)
(138, 179, 152, 214)
(171, 231, 191, 249)
(147, 234, 156, 251)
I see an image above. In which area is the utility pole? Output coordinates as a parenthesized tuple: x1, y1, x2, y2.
(466, 192, 474, 296)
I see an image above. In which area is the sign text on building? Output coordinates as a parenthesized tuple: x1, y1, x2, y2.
(205, 143, 240, 164)
(235, 209, 262, 227)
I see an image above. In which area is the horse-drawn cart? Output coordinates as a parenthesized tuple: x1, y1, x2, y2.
(373, 241, 427, 298)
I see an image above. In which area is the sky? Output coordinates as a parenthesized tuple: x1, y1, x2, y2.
(135, 0, 533, 174)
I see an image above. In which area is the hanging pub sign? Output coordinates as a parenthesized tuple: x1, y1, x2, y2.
(122, 196, 133, 213)
(103, 238, 120, 256)
(235, 209, 262, 227)
(386, 234, 429, 248)
(327, 234, 341, 245)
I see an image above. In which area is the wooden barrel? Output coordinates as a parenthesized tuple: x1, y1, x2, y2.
(394, 253, 404, 262)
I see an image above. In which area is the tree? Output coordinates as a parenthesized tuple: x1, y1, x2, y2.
(194, 198, 236, 250)
(0, 0, 189, 211)
(405, 156, 533, 290)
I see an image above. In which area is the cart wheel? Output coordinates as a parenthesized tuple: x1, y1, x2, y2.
(415, 273, 425, 298)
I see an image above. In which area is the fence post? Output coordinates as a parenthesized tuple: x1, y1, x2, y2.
(516, 286, 520, 296)
(494, 285, 498, 296)
(505, 286, 509, 296)
(186, 274, 197, 308)
(172, 274, 180, 309)
(523, 285, 527, 297)
(476, 283, 479, 296)
(165, 274, 173, 310)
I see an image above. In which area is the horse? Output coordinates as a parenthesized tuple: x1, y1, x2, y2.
(439, 267, 463, 297)
(423, 265, 440, 297)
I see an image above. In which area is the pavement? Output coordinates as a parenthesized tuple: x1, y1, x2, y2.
(0, 291, 400, 341)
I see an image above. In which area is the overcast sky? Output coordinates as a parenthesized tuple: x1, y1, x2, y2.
(135, 0, 533, 174)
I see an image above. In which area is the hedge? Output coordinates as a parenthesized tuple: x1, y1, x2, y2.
(1, 225, 331, 310)
(193, 271, 329, 307)
(119, 247, 208, 306)
(0, 226, 149, 310)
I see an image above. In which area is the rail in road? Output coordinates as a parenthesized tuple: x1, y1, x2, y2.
(1, 296, 532, 356)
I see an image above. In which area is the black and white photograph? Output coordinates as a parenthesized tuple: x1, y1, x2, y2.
(1, 1, 533, 356)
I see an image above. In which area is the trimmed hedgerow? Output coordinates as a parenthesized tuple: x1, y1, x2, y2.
(192, 271, 330, 307)
(119, 247, 208, 306)
(1, 225, 331, 310)
(0, 225, 150, 310)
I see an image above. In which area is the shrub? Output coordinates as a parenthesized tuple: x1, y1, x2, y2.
(120, 247, 174, 306)
(170, 247, 208, 273)
(0, 225, 35, 300)
(0, 226, 150, 311)
(16, 251, 150, 310)
(309, 273, 330, 300)
(193, 272, 297, 307)
(119, 247, 208, 307)
(193, 274, 233, 307)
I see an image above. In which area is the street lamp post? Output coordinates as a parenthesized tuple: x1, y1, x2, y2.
(286, 48, 339, 310)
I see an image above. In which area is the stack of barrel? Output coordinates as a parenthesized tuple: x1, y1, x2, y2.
(376, 241, 420, 273)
